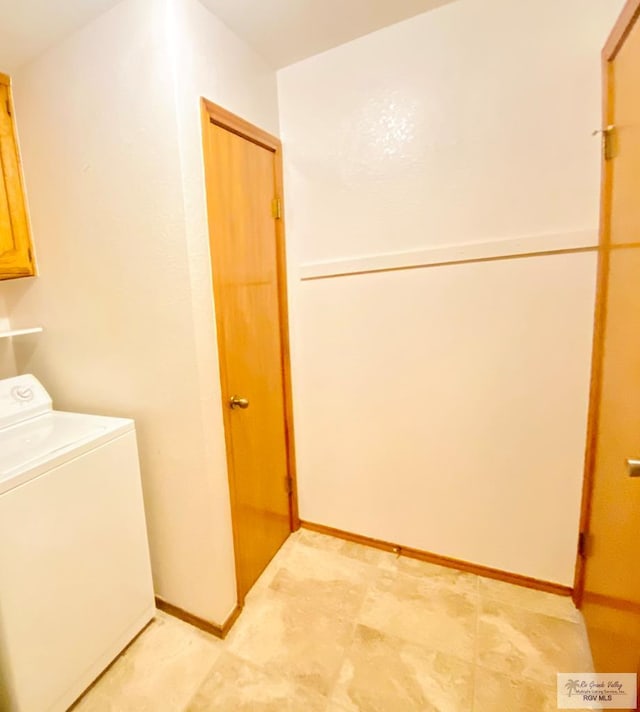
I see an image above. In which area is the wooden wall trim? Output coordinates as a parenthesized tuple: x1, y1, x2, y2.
(155, 597, 243, 640)
(573, 248, 610, 607)
(301, 521, 573, 597)
(299, 230, 598, 281)
(572, 0, 640, 608)
(201, 98, 280, 152)
(603, 0, 640, 61)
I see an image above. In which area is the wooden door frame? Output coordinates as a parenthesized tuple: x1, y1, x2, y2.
(200, 98, 300, 602)
(573, 0, 640, 607)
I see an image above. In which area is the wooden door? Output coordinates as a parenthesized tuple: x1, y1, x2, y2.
(0, 73, 35, 279)
(575, 0, 640, 694)
(201, 101, 297, 601)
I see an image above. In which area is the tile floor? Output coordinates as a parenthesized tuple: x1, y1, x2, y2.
(73, 529, 595, 711)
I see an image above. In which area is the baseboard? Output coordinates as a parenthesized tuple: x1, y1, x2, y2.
(300, 520, 573, 597)
(155, 597, 243, 639)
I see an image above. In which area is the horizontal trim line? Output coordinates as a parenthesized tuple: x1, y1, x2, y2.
(299, 230, 598, 281)
(155, 597, 242, 639)
(300, 521, 572, 597)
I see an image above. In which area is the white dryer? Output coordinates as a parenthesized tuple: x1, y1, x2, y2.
(0, 374, 155, 712)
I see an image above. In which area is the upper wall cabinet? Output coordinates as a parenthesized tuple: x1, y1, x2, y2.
(0, 73, 35, 280)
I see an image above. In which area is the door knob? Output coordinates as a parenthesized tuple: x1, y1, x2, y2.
(229, 395, 250, 410)
(627, 459, 640, 477)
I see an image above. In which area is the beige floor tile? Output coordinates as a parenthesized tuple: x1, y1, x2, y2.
(473, 665, 560, 712)
(358, 569, 478, 661)
(473, 666, 595, 712)
(296, 528, 387, 566)
(476, 600, 594, 687)
(72, 612, 222, 712)
(186, 652, 328, 712)
(226, 588, 356, 696)
(69, 533, 598, 712)
(267, 537, 374, 618)
(339, 540, 392, 566)
(478, 577, 582, 623)
(331, 624, 473, 712)
(325, 703, 351, 712)
(381, 555, 479, 596)
(243, 532, 297, 602)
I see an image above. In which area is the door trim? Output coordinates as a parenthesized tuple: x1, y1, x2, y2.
(573, 0, 640, 607)
(200, 99, 300, 602)
(604, 0, 640, 59)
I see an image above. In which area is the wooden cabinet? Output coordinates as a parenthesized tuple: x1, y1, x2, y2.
(0, 72, 35, 279)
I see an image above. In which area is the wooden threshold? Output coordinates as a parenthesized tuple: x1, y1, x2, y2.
(155, 597, 243, 640)
(301, 521, 573, 597)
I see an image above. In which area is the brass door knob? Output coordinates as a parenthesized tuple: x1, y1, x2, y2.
(229, 395, 250, 410)
(627, 459, 640, 477)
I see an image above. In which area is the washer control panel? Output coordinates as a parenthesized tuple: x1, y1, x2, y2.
(0, 375, 52, 429)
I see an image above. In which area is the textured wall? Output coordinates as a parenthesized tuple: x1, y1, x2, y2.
(2, 0, 280, 624)
(278, 0, 625, 584)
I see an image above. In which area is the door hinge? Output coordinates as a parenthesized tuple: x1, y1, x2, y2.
(5, 98, 11, 117)
(578, 531, 590, 558)
(593, 125, 616, 161)
(271, 197, 282, 220)
(284, 475, 293, 495)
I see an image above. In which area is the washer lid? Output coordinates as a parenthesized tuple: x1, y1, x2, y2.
(0, 411, 133, 491)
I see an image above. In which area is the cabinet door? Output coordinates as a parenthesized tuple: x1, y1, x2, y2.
(0, 73, 35, 279)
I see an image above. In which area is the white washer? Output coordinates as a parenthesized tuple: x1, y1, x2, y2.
(0, 374, 155, 712)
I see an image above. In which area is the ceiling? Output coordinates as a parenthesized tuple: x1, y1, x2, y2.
(201, 0, 456, 68)
(0, 0, 122, 72)
(0, 0, 454, 73)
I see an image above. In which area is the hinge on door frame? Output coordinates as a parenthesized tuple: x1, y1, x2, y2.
(271, 197, 282, 220)
(284, 475, 292, 496)
(5, 98, 11, 117)
(578, 531, 590, 558)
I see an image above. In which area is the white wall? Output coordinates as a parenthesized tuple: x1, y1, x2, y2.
(293, 255, 596, 584)
(1, 0, 280, 624)
(0, 293, 17, 378)
(2, 0, 213, 619)
(278, 0, 625, 585)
